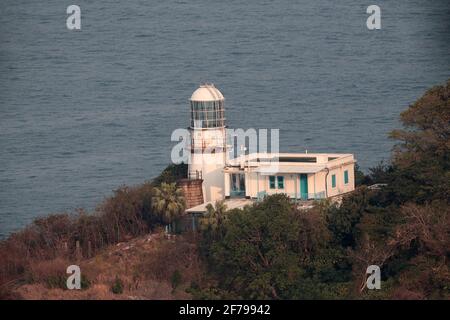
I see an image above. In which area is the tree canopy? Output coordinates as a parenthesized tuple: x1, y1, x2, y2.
(389, 80, 450, 203)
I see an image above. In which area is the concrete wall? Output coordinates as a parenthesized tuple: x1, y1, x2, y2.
(189, 127, 226, 203)
(253, 173, 322, 198)
(326, 162, 355, 197)
(224, 154, 356, 201)
(225, 162, 355, 200)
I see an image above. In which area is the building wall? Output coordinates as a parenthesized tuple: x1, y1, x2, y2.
(312, 171, 327, 196)
(177, 179, 204, 209)
(243, 171, 264, 198)
(224, 156, 356, 200)
(232, 169, 354, 198)
(245, 173, 308, 198)
(260, 173, 324, 198)
(189, 127, 226, 203)
(326, 162, 355, 197)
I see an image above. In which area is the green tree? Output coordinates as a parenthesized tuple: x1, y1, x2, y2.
(208, 195, 301, 299)
(200, 201, 228, 234)
(354, 163, 369, 186)
(389, 80, 450, 203)
(203, 195, 341, 299)
(326, 187, 372, 248)
(152, 182, 186, 233)
(387, 202, 450, 299)
(152, 163, 188, 186)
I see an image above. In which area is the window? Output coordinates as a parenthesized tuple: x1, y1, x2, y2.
(331, 174, 336, 188)
(277, 176, 284, 189)
(344, 170, 349, 185)
(269, 176, 285, 189)
(269, 176, 276, 189)
(230, 173, 246, 197)
(190, 100, 225, 128)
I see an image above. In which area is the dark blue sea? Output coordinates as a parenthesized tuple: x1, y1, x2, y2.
(0, 0, 449, 237)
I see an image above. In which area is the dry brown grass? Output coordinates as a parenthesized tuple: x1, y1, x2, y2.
(0, 164, 192, 299)
(0, 182, 164, 299)
(8, 231, 204, 300)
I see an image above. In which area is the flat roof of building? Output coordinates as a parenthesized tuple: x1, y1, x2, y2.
(225, 152, 355, 173)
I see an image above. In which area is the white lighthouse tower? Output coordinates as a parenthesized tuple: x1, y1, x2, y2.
(188, 84, 227, 203)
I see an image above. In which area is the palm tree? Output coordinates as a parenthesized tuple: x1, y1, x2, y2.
(152, 182, 186, 234)
(201, 200, 228, 231)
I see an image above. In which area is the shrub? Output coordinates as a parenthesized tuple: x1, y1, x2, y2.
(111, 277, 124, 294)
(80, 274, 91, 290)
(25, 258, 70, 289)
(171, 270, 182, 291)
(152, 163, 188, 186)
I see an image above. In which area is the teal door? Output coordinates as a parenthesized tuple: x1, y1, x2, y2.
(300, 174, 308, 200)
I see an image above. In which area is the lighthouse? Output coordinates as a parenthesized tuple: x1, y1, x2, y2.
(183, 84, 356, 217)
(188, 84, 227, 203)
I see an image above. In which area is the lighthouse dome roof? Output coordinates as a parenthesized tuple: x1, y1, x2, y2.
(190, 84, 224, 102)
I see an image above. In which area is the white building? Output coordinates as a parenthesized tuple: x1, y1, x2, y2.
(224, 152, 355, 201)
(185, 84, 356, 212)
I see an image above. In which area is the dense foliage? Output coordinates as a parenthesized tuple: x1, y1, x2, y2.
(199, 195, 347, 299)
(197, 80, 450, 299)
